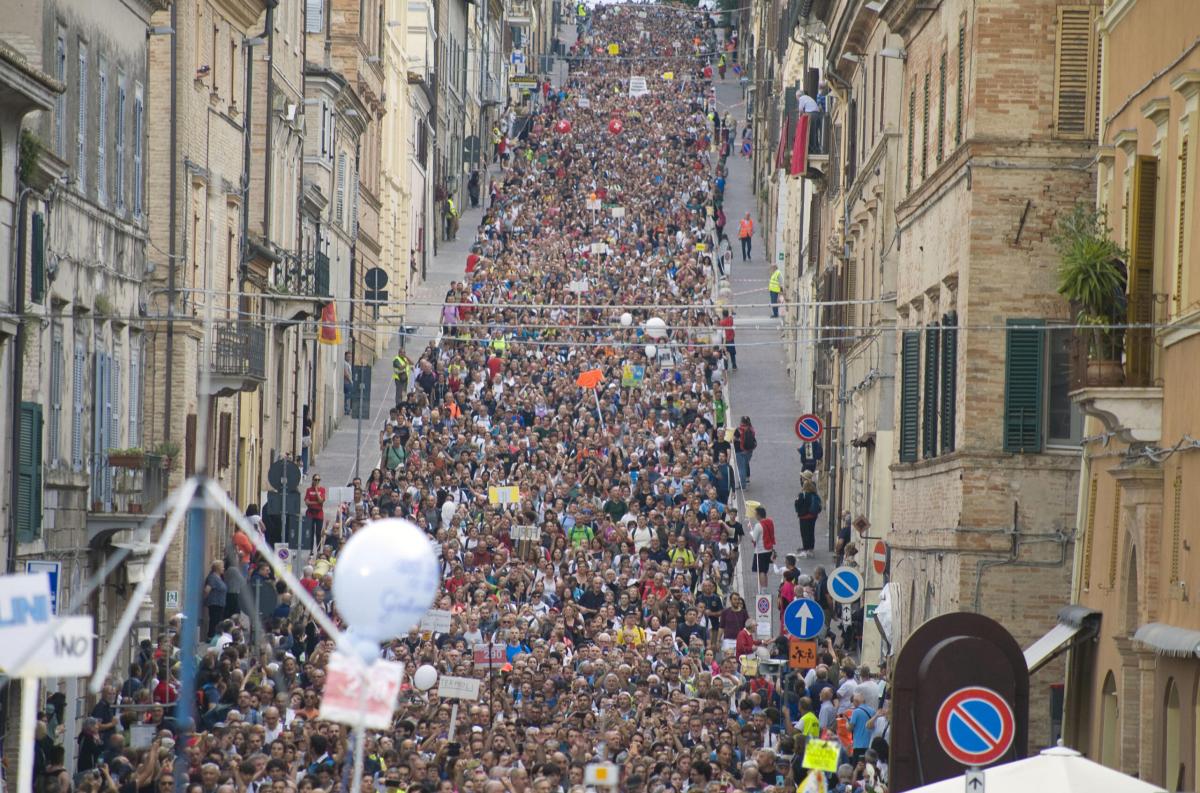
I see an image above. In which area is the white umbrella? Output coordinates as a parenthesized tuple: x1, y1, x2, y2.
(910, 745, 1166, 793)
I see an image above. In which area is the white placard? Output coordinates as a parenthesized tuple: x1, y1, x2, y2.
(7, 616, 96, 677)
(756, 617, 773, 638)
(319, 652, 404, 730)
(420, 609, 453, 633)
(611, 207, 626, 218)
(509, 525, 541, 541)
(437, 675, 482, 701)
(586, 198, 602, 211)
(628, 76, 649, 97)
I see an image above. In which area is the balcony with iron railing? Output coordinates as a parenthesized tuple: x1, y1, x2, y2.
(269, 252, 331, 321)
(87, 452, 169, 546)
(203, 321, 267, 397)
(1069, 294, 1166, 445)
(796, 111, 833, 180)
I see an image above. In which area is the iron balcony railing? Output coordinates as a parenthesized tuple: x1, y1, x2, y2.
(209, 321, 267, 381)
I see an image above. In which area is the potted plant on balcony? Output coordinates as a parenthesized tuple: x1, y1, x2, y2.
(153, 441, 181, 471)
(1053, 203, 1128, 386)
(107, 448, 145, 469)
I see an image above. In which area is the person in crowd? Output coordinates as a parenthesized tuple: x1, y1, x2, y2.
(58, 10, 887, 791)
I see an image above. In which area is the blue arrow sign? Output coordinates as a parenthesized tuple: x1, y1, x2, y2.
(783, 597, 824, 640)
(829, 566, 864, 605)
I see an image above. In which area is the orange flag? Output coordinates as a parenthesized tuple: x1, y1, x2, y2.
(575, 369, 603, 389)
(318, 302, 342, 345)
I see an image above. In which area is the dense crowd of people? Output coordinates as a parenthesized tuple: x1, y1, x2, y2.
(31, 4, 888, 792)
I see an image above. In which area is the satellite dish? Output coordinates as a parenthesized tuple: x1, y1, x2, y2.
(268, 458, 303, 493)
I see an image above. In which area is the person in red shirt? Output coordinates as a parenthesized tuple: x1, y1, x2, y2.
(303, 474, 326, 552)
(719, 308, 736, 370)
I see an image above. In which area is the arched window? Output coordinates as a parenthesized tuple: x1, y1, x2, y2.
(1165, 679, 1182, 790)
(1100, 671, 1119, 768)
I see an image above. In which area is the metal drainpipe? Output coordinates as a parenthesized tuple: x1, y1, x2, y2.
(972, 501, 1071, 612)
(163, 0, 179, 446)
(263, 1, 277, 246)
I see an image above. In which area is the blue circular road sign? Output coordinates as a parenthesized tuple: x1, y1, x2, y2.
(783, 597, 825, 640)
(828, 566, 864, 605)
(794, 413, 823, 441)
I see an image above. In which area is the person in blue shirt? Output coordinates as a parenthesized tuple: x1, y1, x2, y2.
(848, 691, 877, 762)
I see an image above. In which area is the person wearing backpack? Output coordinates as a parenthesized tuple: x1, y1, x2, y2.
(733, 416, 757, 488)
(794, 477, 822, 557)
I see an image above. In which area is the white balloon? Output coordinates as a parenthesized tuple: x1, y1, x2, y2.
(413, 664, 439, 691)
(645, 344, 658, 358)
(619, 312, 633, 327)
(644, 316, 667, 339)
(332, 518, 439, 641)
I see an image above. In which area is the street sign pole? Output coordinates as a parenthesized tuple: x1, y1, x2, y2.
(354, 382, 364, 480)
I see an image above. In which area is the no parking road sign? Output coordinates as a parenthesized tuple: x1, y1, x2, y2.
(828, 566, 864, 604)
(936, 686, 1016, 767)
(783, 597, 824, 640)
(794, 413, 823, 442)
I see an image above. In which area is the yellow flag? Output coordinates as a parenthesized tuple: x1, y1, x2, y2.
(662, 71, 674, 80)
(607, 43, 619, 56)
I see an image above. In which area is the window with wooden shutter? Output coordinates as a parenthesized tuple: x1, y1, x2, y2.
(336, 152, 346, 223)
(906, 89, 916, 193)
(97, 59, 107, 205)
(217, 412, 232, 469)
(940, 311, 958, 453)
(900, 330, 921, 462)
(92, 351, 112, 509)
(72, 342, 85, 470)
(1004, 319, 1046, 453)
(922, 323, 939, 458)
(1126, 155, 1157, 385)
(115, 76, 126, 211)
(922, 71, 930, 179)
(1176, 137, 1189, 315)
(77, 41, 88, 192)
(807, 194, 821, 272)
(133, 84, 144, 216)
(31, 212, 45, 303)
(185, 413, 197, 476)
(128, 336, 141, 448)
(49, 325, 63, 465)
(845, 257, 857, 333)
(937, 51, 947, 165)
(16, 403, 43, 542)
(1053, 5, 1101, 139)
(55, 34, 66, 156)
(956, 22, 965, 146)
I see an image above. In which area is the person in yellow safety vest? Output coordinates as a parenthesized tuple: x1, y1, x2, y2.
(392, 351, 411, 408)
(491, 125, 502, 161)
(577, 2, 586, 17)
(738, 212, 754, 261)
(768, 264, 782, 318)
(491, 334, 508, 354)
(445, 197, 458, 241)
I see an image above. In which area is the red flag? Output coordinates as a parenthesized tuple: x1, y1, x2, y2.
(789, 113, 810, 176)
(575, 369, 603, 389)
(318, 302, 342, 345)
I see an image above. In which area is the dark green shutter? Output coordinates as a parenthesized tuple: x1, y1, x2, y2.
(30, 212, 45, 303)
(1004, 319, 1046, 453)
(940, 312, 958, 453)
(922, 323, 940, 458)
(16, 402, 43, 542)
(900, 331, 921, 462)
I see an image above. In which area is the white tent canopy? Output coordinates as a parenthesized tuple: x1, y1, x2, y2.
(910, 745, 1166, 793)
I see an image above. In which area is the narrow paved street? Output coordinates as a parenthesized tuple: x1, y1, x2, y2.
(714, 74, 835, 600)
(308, 193, 490, 482)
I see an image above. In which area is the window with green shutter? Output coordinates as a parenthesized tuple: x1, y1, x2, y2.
(16, 402, 43, 542)
(31, 212, 45, 303)
(940, 312, 958, 453)
(922, 323, 940, 458)
(1004, 319, 1046, 453)
(900, 330, 921, 462)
